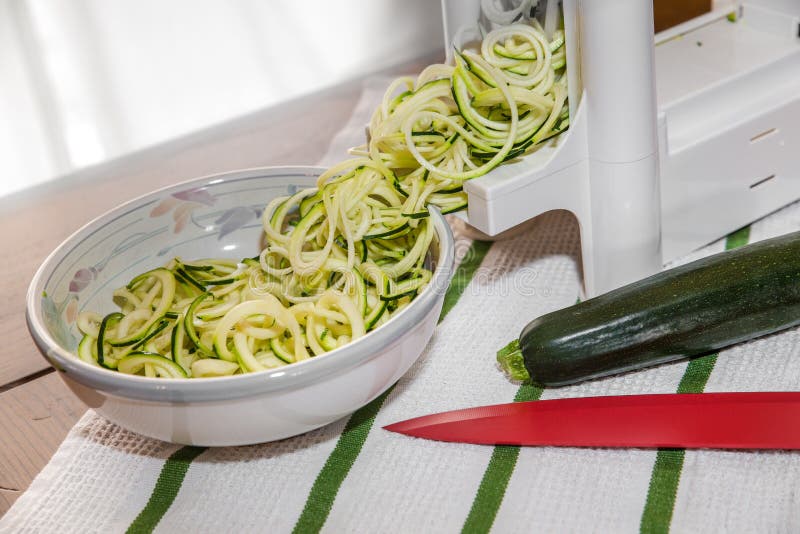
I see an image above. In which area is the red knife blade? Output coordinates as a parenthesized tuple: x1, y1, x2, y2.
(384, 392, 800, 449)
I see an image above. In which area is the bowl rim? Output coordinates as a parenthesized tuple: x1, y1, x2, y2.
(26, 166, 455, 403)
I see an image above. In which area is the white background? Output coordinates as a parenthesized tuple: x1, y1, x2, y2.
(0, 0, 443, 197)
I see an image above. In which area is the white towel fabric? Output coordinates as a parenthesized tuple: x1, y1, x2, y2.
(4, 79, 800, 534)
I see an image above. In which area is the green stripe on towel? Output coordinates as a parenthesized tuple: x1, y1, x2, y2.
(639, 226, 750, 534)
(461, 384, 543, 534)
(462, 297, 579, 533)
(126, 446, 206, 534)
(441, 240, 493, 319)
(292, 239, 494, 532)
(293, 388, 395, 534)
(639, 355, 718, 534)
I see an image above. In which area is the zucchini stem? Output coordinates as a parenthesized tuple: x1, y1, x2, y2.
(497, 339, 530, 382)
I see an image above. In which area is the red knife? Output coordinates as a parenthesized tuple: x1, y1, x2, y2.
(384, 392, 800, 449)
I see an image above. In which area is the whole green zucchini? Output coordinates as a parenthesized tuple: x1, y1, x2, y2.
(499, 230, 800, 387)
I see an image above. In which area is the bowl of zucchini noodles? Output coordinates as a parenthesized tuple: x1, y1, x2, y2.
(27, 12, 568, 445)
(26, 166, 455, 445)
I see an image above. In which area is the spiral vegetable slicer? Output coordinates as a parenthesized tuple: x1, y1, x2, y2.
(442, 0, 800, 296)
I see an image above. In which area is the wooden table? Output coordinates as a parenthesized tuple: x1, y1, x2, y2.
(0, 55, 438, 516)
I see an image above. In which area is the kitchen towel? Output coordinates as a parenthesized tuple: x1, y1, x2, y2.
(4, 78, 800, 534)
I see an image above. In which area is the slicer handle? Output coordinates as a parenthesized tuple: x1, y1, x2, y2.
(580, 0, 662, 292)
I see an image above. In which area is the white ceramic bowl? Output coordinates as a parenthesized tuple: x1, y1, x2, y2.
(27, 166, 454, 446)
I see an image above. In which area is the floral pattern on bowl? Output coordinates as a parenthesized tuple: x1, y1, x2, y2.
(38, 170, 311, 355)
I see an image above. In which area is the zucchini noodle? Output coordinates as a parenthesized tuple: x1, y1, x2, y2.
(75, 19, 568, 378)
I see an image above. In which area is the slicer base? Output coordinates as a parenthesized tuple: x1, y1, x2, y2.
(446, 0, 800, 296)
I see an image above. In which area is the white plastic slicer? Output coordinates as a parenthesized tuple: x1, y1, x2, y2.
(442, 0, 800, 296)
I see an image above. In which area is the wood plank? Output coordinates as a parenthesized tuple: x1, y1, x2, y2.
(0, 372, 85, 516)
(653, 0, 712, 33)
